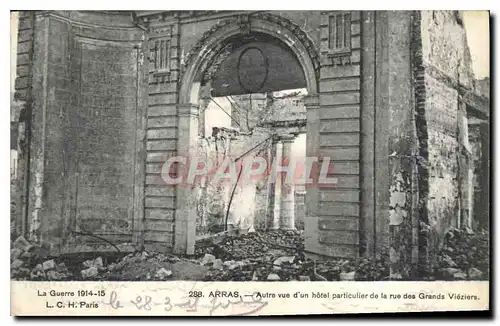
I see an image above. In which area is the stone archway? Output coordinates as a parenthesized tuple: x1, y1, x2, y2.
(174, 13, 320, 254)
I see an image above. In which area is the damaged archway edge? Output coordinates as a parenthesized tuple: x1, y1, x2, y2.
(175, 14, 319, 255)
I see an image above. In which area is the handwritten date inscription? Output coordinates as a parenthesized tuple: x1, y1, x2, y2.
(101, 289, 268, 316)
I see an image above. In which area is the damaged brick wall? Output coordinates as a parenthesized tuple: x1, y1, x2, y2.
(13, 12, 35, 238)
(416, 10, 477, 275)
(385, 11, 415, 279)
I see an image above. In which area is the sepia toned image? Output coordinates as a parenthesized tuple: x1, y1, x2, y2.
(10, 9, 490, 316)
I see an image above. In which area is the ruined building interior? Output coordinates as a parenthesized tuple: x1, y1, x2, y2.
(11, 10, 489, 279)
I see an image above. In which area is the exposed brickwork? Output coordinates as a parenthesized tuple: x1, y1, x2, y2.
(410, 10, 431, 278)
(13, 11, 36, 237)
(414, 11, 478, 276)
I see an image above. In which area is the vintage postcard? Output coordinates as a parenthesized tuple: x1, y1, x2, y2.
(10, 10, 490, 316)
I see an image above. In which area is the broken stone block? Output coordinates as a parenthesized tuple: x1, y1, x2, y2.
(229, 261, 245, 270)
(340, 271, 356, 281)
(201, 254, 216, 266)
(267, 273, 281, 281)
(442, 254, 457, 268)
(10, 248, 23, 261)
(20, 251, 32, 260)
(81, 267, 99, 279)
(223, 260, 235, 267)
(155, 268, 172, 280)
(272, 266, 282, 272)
(468, 268, 484, 280)
(453, 272, 467, 280)
(212, 259, 223, 270)
(17, 267, 31, 277)
(56, 263, 67, 272)
(46, 270, 63, 281)
(42, 259, 56, 271)
(13, 236, 32, 252)
(167, 255, 181, 263)
(299, 275, 311, 281)
(443, 267, 461, 278)
(94, 257, 104, 268)
(113, 261, 126, 271)
(11, 259, 24, 269)
(273, 256, 295, 266)
(140, 251, 150, 261)
(30, 268, 45, 280)
(83, 257, 104, 269)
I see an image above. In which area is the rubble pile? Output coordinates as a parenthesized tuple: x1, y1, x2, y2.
(197, 230, 389, 281)
(104, 251, 180, 281)
(435, 228, 489, 280)
(10, 236, 206, 281)
(195, 230, 304, 261)
(11, 227, 489, 281)
(10, 236, 73, 281)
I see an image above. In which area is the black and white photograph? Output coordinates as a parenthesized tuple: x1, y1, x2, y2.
(8, 7, 491, 316)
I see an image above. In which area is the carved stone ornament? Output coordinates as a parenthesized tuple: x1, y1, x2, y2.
(182, 13, 320, 81)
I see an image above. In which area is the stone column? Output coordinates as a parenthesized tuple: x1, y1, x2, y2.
(267, 138, 281, 230)
(279, 134, 296, 230)
(303, 94, 321, 255)
(174, 104, 199, 255)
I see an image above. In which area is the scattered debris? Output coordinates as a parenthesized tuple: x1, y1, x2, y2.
(10, 227, 489, 281)
(201, 254, 216, 266)
(154, 268, 173, 280)
(340, 271, 356, 281)
(11, 259, 24, 269)
(212, 259, 223, 270)
(81, 267, 99, 279)
(468, 268, 484, 280)
(13, 236, 32, 252)
(42, 259, 55, 271)
(267, 273, 281, 281)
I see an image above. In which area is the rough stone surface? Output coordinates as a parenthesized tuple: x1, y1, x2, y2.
(11, 259, 24, 269)
(273, 256, 295, 266)
(201, 254, 216, 266)
(267, 273, 281, 281)
(81, 267, 99, 279)
(468, 268, 484, 280)
(13, 236, 32, 251)
(212, 259, 223, 270)
(339, 271, 356, 281)
(42, 259, 55, 271)
(11, 248, 23, 261)
(154, 268, 173, 280)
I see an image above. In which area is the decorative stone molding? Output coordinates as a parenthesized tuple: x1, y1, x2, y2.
(182, 18, 236, 71)
(251, 12, 320, 75)
(320, 11, 353, 66)
(303, 94, 320, 109)
(149, 25, 174, 83)
(182, 13, 320, 81)
(178, 104, 199, 117)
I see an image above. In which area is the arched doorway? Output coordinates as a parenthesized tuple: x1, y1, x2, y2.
(174, 14, 320, 255)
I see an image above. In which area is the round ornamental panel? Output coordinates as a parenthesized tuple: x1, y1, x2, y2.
(237, 47, 268, 93)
